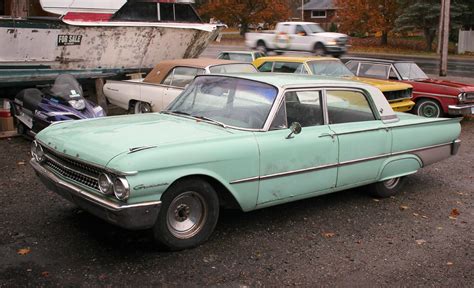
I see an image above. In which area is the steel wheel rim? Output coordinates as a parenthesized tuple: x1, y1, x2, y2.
(419, 102, 439, 118)
(383, 178, 400, 189)
(166, 191, 208, 239)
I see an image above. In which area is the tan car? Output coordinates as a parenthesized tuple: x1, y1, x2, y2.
(104, 58, 257, 113)
(253, 56, 415, 112)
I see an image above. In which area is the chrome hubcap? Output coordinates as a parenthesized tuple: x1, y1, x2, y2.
(383, 178, 400, 189)
(135, 102, 151, 113)
(167, 191, 207, 239)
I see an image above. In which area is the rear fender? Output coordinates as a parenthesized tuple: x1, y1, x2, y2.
(377, 155, 422, 182)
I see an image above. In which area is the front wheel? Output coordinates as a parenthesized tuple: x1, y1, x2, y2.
(130, 101, 152, 114)
(368, 177, 405, 198)
(414, 99, 443, 118)
(256, 41, 267, 54)
(153, 178, 219, 250)
(313, 43, 326, 56)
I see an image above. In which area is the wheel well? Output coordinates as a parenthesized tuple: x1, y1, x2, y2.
(168, 175, 242, 211)
(256, 40, 266, 47)
(314, 42, 325, 49)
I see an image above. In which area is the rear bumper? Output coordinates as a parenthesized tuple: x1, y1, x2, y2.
(448, 104, 474, 116)
(389, 99, 416, 112)
(30, 159, 161, 230)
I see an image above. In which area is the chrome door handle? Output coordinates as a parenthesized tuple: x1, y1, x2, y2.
(319, 133, 335, 139)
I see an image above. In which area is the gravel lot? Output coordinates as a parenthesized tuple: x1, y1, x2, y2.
(0, 118, 473, 287)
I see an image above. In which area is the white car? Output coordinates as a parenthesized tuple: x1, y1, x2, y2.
(104, 58, 258, 113)
(217, 50, 266, 62)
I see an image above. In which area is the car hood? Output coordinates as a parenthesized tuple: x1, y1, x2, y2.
(36, 113, 240, 167)
(312, 32, 347, 39)
(415, 79, 474, 92)
(351, 77, 412, 92)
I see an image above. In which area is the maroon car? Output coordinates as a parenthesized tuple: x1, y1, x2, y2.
(344, 58, 474, 118)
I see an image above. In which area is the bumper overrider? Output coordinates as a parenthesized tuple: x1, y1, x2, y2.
(30, 158, 161, 230)
(448, 104, 474, 116)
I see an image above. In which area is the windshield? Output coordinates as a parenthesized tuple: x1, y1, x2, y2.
(208, 63, 257, 73)
(165, 76, 278, 129)
(307, 60, 354, 77)
(306, 23, 325, 33)
(49, 74, 84, 100)
(394, 63, 428, 80)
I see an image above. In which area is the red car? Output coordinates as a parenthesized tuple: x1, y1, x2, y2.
(344, 58, 474, 118)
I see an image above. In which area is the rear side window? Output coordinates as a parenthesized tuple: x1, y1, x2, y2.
(358, 63, 389, 79)
(326, 90, 376, 124)
(258, 62, 273, 72)
(162, 67, 203, 87)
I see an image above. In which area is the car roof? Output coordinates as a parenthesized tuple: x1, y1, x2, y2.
(343, 57, 414, 64)
(143, 58, 246, 84)
(202, 73, 363, 89)
(254, 56, 340, 64)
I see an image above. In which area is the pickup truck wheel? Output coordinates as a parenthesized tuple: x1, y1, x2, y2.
(313, 43, 326, 56)
(153, 178, 219, 250)
(130, 101, 152, 114)
(369, 177, 405, 198)
(414, 99, 443, 118)
(256, 41, 267, 53)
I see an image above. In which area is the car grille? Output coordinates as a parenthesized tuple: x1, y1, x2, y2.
(41, 145, 102, 192)
(383, 88, 412, 102)
(337, 37, 348, 46)
(465, 92, 474, 102)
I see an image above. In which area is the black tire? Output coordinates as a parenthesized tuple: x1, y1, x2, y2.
(17, 122, 27, 135)
(414, 99, 444, 118)
(129, 101, 152, 114)
(368, 177, 405, 198)
(256, 41, 267, 54)
(313, 43, 326, 56)
(153, 177, 219, 250)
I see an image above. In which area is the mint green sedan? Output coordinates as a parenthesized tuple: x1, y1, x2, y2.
(31, 74, 461, 250)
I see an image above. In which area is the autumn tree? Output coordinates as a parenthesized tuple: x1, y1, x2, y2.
(335, 0, 401, 45)
(198, 0, 291, 35)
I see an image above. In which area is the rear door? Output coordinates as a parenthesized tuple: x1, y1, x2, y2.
(325, 89, 391, 187)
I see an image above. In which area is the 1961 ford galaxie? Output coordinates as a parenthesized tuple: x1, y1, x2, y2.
(31, 74, 461, 250)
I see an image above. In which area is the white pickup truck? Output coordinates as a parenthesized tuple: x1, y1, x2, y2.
(245, 22, 348, 57)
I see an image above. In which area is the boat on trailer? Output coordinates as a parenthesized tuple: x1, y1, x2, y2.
(0, 0, 222, 91)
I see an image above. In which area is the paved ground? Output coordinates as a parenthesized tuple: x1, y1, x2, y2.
(0, 118, 473, 286)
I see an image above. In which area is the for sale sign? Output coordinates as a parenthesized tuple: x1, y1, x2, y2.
(57, 35, 82, 46)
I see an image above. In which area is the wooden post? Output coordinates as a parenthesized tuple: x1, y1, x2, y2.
(95, 78, 108, 114)
(437, 0, 445, 54)
(439, 0, 450, 76)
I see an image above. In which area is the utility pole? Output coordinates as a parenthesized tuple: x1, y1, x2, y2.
(301, 0, 304, 21)
(437, 0, 445, 54)
(439, 0, 450, 76)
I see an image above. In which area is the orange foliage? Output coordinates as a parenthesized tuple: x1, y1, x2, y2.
(199, 0, 291, 30)
(335, 0, 399, 40)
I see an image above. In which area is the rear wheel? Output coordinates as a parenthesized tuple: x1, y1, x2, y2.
(414, 99, 443, 118)
(369, 177, 405, 198)
(153, 178, 219, 250)
(314, 43, 326, 56)
(130, 101, 152, 114)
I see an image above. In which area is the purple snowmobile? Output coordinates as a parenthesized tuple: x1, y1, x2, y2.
(11, 74, 106, 138)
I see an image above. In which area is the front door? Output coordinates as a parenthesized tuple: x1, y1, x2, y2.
(255, 90, 339, 205)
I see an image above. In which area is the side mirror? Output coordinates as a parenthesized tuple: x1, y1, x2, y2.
(286, 122, 302, 139)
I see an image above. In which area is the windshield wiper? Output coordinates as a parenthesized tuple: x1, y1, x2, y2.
(192, 115, 227, 128)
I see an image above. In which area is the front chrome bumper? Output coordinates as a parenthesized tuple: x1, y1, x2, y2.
(448, 104, 474, 116)
(30, 159, 161, 230)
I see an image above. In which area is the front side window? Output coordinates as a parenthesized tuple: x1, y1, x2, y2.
(167, 76, 278, 129)
(345, 61, 359, 74)
(394, 63, 428, 80)
(306, 23, 325, 33)
(307, 60, 354, 77)
(326, 90, 376, 124)
(271, 90, 323, 129)
(358, 63, 390, 79)
(162, 67, 203, 87)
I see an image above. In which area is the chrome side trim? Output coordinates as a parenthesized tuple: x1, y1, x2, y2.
(230, 141, 455, 184)
(31, 159, 161, 211)
(413, 91, 457, 99)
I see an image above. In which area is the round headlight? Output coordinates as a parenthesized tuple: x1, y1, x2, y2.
(98, 173, 113, 195)
(113, 177, 130, 201)
(31, 141, 45, 163)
